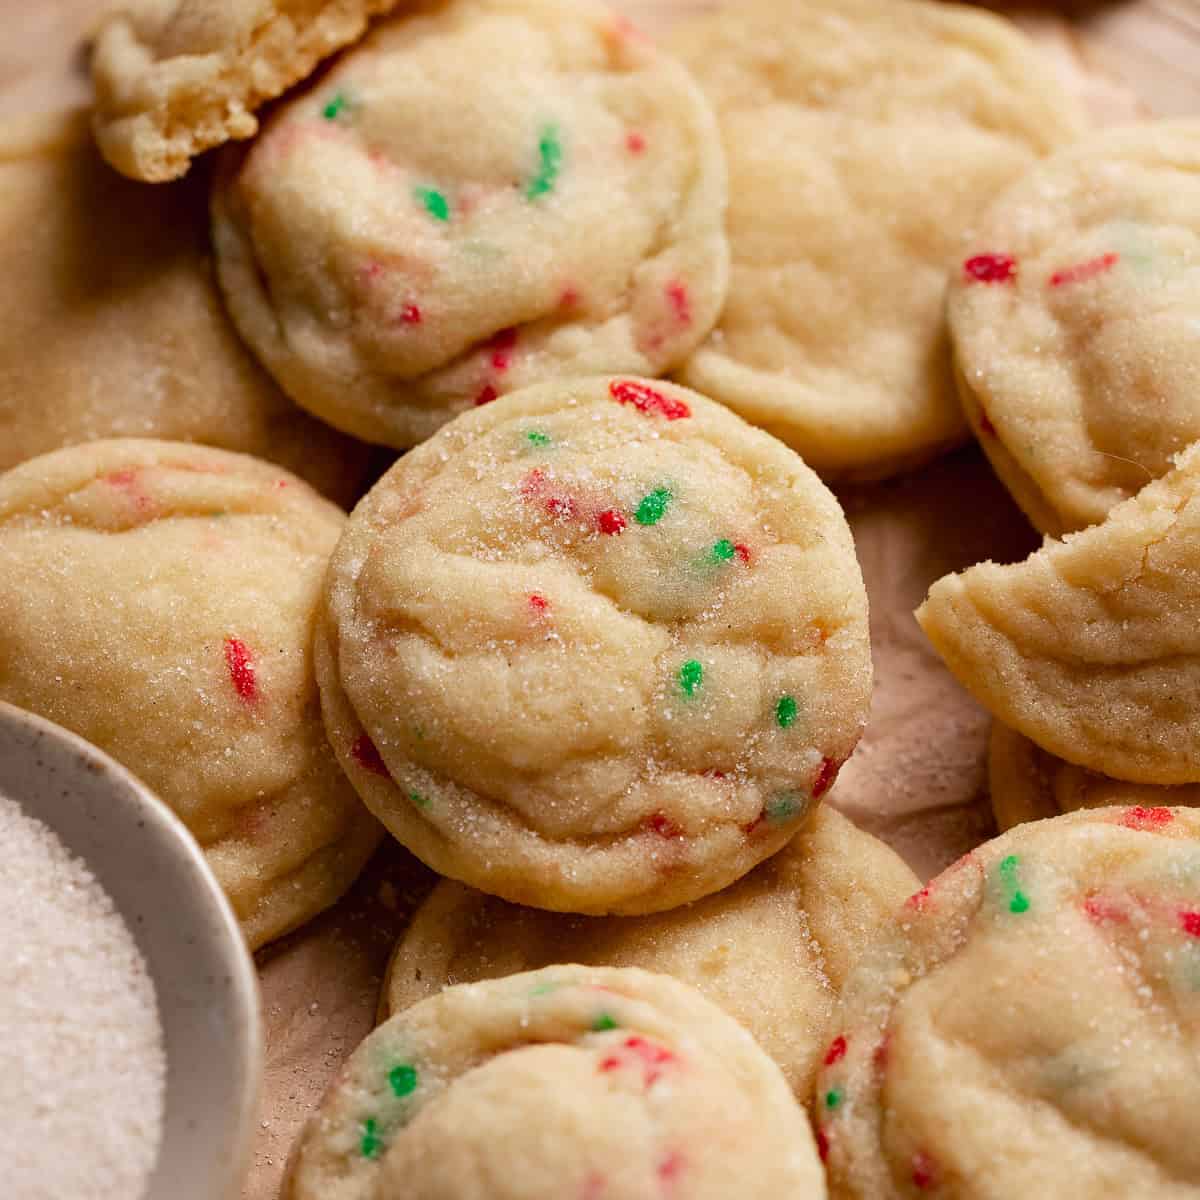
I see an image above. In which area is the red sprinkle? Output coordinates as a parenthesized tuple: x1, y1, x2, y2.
(906, 886, 932, 912)
(598, 1036, 678, 1088)
(399, 303, 422, 325)
(646, 812, 683, 839)
(597, 508, 627, 536)
(657, 1152, 684, 1187)
(528, 593, 550, 616)
(812, 757, 841, 799)
(666, 280, 692, 326)
(223, 637, 258, 703)
(351, 733, 390, 778)
(546, 495, 579, 520)
(824, 1035, 847, 1067)
(1083, 894, 1127, 926)
(816, 1128, 830, 1163)
(560, 286, 581, 308)
(1122, 806, 1174, 831)
(1180, 911, 1200, 938)
(734, 543, 753, 565)
(911, 1152, 938, 1190)
(475, 384, 499, 407)
(1049, 252, 1119, 289)
(489, 327, 518, 372)
(609, 379, 691, 421)
(626, 131, 647, 155)
(963, 254, 1017, 285)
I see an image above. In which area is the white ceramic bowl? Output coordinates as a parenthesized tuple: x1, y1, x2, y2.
(0, 701, 262, 1200)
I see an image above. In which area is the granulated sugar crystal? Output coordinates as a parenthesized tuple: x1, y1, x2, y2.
(0, 793, 166, 1199)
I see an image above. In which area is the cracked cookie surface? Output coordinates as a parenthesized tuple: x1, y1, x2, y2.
(286, 965, 824, 1200)
(211, 0, 728, 448)
(0, 439, 381, 948)
(949, 121, 1200, 536)
(817, 807, 1200, 1200)
(917, 441, 1200, 785)
(672, 0, 1084, 481)
(317, 377, 871, 913)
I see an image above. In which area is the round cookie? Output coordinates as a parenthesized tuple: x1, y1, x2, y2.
(91, 0, 405, 181)
(382, 807, 919, 1096)
(917, 440, 1200, 786)
(0, 439, 382, 950)
(816, 806, 1200, 1198)
(286, 965, 825, 1200)
(0, 109, 370, 506)
(671, 0, 1086, 482)
(212, 0, 729, 448)
(990, 722, 1200, 832)
(317, 376, 872, 914)
(950, 121, 1200, 536)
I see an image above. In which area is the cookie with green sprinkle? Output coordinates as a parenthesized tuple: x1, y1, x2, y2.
(317, 376, 871, 914)
(284, 966, 822, 1199)
(212, 0, 729, 449)
(816, 806, 1200, 1198)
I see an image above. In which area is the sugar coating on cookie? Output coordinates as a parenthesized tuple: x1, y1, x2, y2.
(670, 0, 1085, 481)
(286, 965, 824, 1199)
(990, 723, 1200, 832)
(816, 807, 1200, 1198)
(381, 807, 917, 1096)
(212, 0, 729, 448)
(0, 109, 369, 505)
(91, 0, 405, 181)
(0, 440, 381, 949)
(917, 441, 1200, 786)
(317, 377, 871, 914)
(950, 121, 1200, 536)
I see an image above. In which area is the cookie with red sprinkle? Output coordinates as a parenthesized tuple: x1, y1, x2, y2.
(317, 377, 871, 914)
(817, 807, 1200, 1198)
(284, 966, 823, 1200)
(212, 0, 728, 449)
(949, 121, 1200, 535)
(0, 439, 382, 949)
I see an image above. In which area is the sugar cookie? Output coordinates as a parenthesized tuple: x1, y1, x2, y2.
(917, 441, 1200, 785)
(0, 109, 369, 505)
(212, 0, 728, 448)
(286, 965, 825, 1200)
(382, 807, 918, 1096)
(816, 807, 1200, 1198)
(671, 0, 1085, 481)
(990, 722, 1200, 832)
(92, 0, 404, 181)
(950, 121, 1200, 535)
(0, 440, 381, 949)
(317, 377, 871, 914)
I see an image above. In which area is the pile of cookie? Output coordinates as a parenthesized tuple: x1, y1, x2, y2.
(2, 0, 1198, 1195)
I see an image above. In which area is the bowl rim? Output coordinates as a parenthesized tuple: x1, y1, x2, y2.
(0, 699, 263, 1200)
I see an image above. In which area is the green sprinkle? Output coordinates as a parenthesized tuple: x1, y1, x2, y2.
(825, 1089, 842, 1110)
(766, 793, 802, 824)
(414, 186, 450, 223)
(679, 660, 704, 697)
(592, 1013, 618, 1032)
(525, 430, 552, 448)
(776, 696, 798, 729)
(530, 980, 561, 997)
(323, 93, 348, 121)
(361, 1118, 382, 1159)
(998, 854, 1030, 914)
(409, 791, 430, 811)
(527, 124, 563, 200)
(389, 1063, 418, 1098)
(710, 539, 736, 563)
(635, 487, 672, 526)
